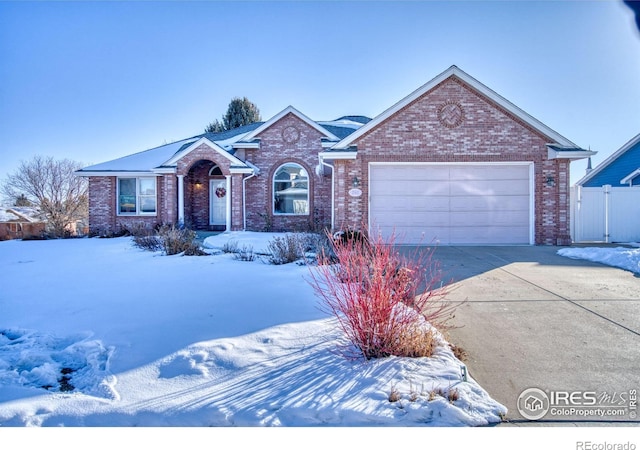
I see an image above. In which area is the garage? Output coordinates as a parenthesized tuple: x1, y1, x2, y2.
(369, 163, 533, 245)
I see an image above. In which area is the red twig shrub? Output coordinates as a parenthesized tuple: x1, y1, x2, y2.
(308, 229, 456, 359)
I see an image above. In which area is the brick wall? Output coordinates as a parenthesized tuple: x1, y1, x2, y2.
(88, 176, 166, 235)
(242, 113, 332, 232)
(336, 77, 571, 245)
(176, 144, 241, 230)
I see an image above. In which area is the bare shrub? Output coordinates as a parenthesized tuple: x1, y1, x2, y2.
(388, 385, 402, 403)
(221, 240, 239, 254)
(265, 233, 306, 265)
(233, 244, 256, 262)
(132, 224, 206, 256)
(128, 223, 163, 252)
(308, 228, 457, 359)
(132, 234, 163, 252)
(159, 225, 206, 256)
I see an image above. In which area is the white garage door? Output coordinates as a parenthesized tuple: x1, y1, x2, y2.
(369, 163, 532, 245)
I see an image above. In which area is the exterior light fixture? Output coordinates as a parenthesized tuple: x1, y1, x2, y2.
(352, 176, 360, 187)
(546, 176, 555, 187)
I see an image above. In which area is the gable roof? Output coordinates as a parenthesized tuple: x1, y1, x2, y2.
(576, 132, 640, 187)
(239, 106, 341, 143)
(76, 125, 259, 176)
(0, 207, 45, 223)
(331, 65, 581, 150)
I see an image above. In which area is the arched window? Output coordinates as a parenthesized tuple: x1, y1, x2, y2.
(273, 163, 309, 215)
(209, 164, 223, 176)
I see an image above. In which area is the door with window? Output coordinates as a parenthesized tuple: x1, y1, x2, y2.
(209, 179, 227, 227)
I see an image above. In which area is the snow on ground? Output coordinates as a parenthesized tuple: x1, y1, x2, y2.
(0, 233, 505, 426)
(558, 245, 640, 275)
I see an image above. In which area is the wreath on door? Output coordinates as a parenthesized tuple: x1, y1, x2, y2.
(215, 186, 227, 199)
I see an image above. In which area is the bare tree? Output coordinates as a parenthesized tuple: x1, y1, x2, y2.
(1, 156, 88, 237)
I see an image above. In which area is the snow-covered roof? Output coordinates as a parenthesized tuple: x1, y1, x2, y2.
(77, 138, 199, 174)
(0, 207, 45, 223)
(76, 125, 261, 176)
(76, 114, 365, 176)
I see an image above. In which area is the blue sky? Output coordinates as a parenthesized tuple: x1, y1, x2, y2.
(1, 0, 639, 186)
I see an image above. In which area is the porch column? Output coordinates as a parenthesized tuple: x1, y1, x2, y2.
(225, 175, 232, 231)
(177, 174, 185, 225)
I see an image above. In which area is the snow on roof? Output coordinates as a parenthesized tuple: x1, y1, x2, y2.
(0, 209, 17, 222)
(78, 138, 200, 173)
(76, 115, 366, 174)
(0, 207, 44, 223)
(317, 119, 367, 130)
(77, 124, 263, 174)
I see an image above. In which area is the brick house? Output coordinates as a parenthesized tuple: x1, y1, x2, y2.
(76, 66, 594, 245)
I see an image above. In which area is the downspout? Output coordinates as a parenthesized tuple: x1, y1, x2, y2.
(243, 171, 257, 231)
(319, 154, 335, 230)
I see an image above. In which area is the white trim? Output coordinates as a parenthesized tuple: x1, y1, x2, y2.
(547, 146, 596, 160)
(273, 162, 310, 216)
(232, 141, 260, 149)
(76, 171, 162, 178)
(229, 167, 254, 174)
(242, 105, 340, 142)
(333, 65, 578, 150)
(367, 161, 535, 245)
(318, 151, 358, 160)
(620, 168, 640, 186)
(116, 176, 158, 217)
(225, 175, 232, 231)
(152, 167, 176, 174)
(177, 175, 185, 225)
(208, 164, 223, 176)
(576, 132, 640, 186)
(162, 137, 249, 169)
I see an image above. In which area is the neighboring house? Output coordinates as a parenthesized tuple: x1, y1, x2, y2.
(76, 65, 594, 245)
(0, 207, 47, 240)
(572, 133, 640, 243)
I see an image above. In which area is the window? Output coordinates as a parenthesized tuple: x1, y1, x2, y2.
(118, 177, 157, 215)
(273, 163, 309, 215)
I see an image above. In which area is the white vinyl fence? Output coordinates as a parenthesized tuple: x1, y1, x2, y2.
(571, 185, 640, 243)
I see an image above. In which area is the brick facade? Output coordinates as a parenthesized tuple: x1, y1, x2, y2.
(333, 77, 572, 245)
(85, 72, 578, 245)
(240, 113, 332, 232)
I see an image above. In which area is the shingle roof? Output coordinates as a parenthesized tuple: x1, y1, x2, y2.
(197, 122, 264, 142)
(76, 115, 367, 174)
(334, 115, 372, 125)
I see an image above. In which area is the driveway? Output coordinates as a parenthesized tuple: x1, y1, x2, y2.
(427, 246, 640, 425)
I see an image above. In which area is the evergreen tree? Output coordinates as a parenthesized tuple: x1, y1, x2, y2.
(204, 97, 261, 133)
(204, 119, 225, 133)
(14, 193, 33, 207)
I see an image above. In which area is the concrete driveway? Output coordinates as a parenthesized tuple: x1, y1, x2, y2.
(428, 246, 640, 425)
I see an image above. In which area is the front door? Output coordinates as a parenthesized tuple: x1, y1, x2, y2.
(209, 179, 227, 227)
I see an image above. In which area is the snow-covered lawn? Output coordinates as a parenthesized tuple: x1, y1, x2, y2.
(0, 233, 505, 426)
(557, 244, 640, 275)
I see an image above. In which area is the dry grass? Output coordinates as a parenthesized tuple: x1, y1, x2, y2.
(388, 385, 402, 403)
